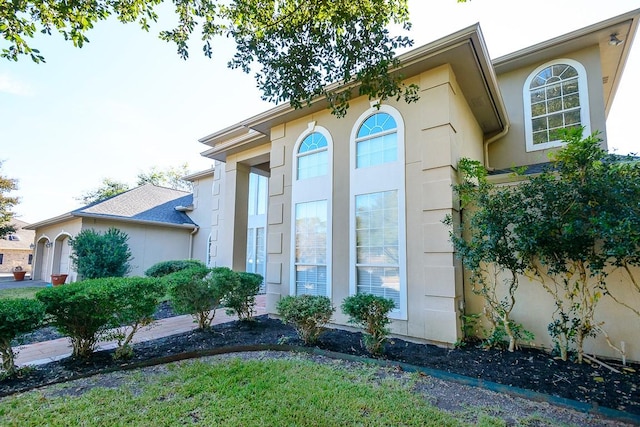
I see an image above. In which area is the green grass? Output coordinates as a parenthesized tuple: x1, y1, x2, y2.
(0, 357, 474, 426)
(0, 287, 42, 300)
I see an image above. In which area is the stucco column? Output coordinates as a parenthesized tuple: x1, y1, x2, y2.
(220, 161, 250, 271)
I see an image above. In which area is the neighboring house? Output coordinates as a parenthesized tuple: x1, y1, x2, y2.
(0, 219, 35, 274)
(25, 184, 200, 283)
(195, 10, 640, 361)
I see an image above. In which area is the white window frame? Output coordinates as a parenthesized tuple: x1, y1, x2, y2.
(523, 58, 590, 152)
(349, 104, 407, 320)
(290, 122, 333, 297)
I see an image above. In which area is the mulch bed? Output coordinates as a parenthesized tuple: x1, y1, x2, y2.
(2, 315, 639, 417)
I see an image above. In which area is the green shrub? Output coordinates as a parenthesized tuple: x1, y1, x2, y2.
(165, 265, 223, 329)
(223, 271, 262, 321)
(277, 295, 334, 344)
(37, 280, 116, 358)
(144, 259, 206, 278)
(0, 298, 45, 376)
(70, 227, 132, 279)
(107, 277, 166, 359)
(341, 294, 395, 356)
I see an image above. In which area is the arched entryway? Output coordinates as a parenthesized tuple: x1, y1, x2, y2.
(52, 233, 72, 281)
(33, 237, 52, 281)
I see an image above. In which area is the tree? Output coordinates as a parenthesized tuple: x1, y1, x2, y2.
(515, 129, 640, 362)
(77, 178, 130, 205)
(451, 128, 640, 363)
(446, 159, 532, 352)
(70, 227, 133, 279)
(1, 0, 417, 116)
(0, 161, 18, 239)
(136, 163, 192, 191)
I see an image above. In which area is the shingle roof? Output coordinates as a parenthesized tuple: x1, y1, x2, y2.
(72, 184, 196, 226)
(0, 219, 35, 250)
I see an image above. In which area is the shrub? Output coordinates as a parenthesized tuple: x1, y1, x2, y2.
(70, 227, 132, 279)
(0, 298, 45, 376)
(341, 294, 395, 356)
(223, 271, 262, 321)
(107, 277, 166, 359)
(144, 259, 206, 278)
(165, 265, 223, 329)
(37, 280, 116, 358)
(277, 295, 334, 344)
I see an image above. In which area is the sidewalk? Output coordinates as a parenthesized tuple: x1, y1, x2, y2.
(15, 294, 267, 367)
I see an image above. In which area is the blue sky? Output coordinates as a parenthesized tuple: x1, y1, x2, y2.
(2, 0, 639, 223)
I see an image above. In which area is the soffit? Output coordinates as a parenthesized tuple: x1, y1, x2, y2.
(493, 9, 640, 117)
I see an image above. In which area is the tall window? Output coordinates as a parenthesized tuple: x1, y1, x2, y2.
(247, 173, 267, 289)
(524, 59, 590, 152)
(350, 105, 407, 319)
(291, 123, 332, 297)
(294, 200, 328, 296)
(355, 191, 400, 307)
(297, 132, 328, 180)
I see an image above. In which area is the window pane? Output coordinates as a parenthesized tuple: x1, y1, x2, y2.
(546, 83, 561, 99)
(257, 175, 267, 215)
(531, 102, 546, 116)
(247, 174, 257, 215)
(355, 190, 399, 294)
(296, 265, 327, 296)
(532, 117, 547, 132)
(356, 133, 397, 168)
(298, 150, 328, 180)
(356, 267, 400, 308)
(357, 113, 397, 138)
(563, 94, 580, 109)
(564, 110, 581, 126)
(533, 131, 549, 145)
(547, 98, 562, 113)
(299, 133, 327, 154)
(295, 200, 328, 295)
(562, 79, 579, 95)
(548, 113, 564, 128)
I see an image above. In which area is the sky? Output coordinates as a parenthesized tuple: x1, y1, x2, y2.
(1, 0, 640, 223)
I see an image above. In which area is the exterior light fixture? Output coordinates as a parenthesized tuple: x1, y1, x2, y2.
(609, 33, 623, 46)
(45, 242, 53, 248)
(29, 243, 35, 249)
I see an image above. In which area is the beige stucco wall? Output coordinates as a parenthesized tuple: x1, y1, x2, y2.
(259, 64, 484, 345)
(463, 265, 640, 362)
(32, 218, 82, 282)
(187, 173, 215, 264)
(81, 219, 192, 277)
(489, 45, 607, 170)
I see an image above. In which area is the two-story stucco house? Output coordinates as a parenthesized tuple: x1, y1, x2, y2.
(196, 10, 640, 361)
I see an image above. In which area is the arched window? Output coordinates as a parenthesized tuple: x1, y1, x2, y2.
(350, 105, 407, 319)
(524, 59, 590, 152)
(355, 112, 398, 168)
(291, 124, 333, 297)
(297, 132, 328, 180)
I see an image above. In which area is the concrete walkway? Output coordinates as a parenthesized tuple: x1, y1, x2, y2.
(14, 294, 267, 367)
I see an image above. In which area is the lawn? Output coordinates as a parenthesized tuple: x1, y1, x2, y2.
(0, 287, 42, 300)
(0, 357, 490, 427)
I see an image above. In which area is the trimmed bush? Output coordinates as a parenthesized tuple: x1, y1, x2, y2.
(144, 259, 206, 278)
(223, 272, 262, 321)
(277, 295, 334, 344)
(0, 298, 45, 376)
(37, 280, 116, 358)
(341, 294, 395, 356)
(108, 277, 166, 359)
(70, 227, 132, 279)
(165, 265, 223, 329)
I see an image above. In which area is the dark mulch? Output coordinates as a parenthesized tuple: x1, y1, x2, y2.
(2, 316, 639, 417)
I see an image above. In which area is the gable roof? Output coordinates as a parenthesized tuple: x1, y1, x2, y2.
(493, 8, 640, 117)
(199, 24, 509, 162)
(25, 184, 197, 230)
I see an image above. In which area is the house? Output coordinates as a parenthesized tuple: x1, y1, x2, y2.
(195, 10, 640, 361)
(0, 219, 35, 274)
(24, 183, 208, 283)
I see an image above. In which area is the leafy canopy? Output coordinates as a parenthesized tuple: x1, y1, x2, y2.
(0, 161, 18, 239)
(1, 0, 417, 116)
